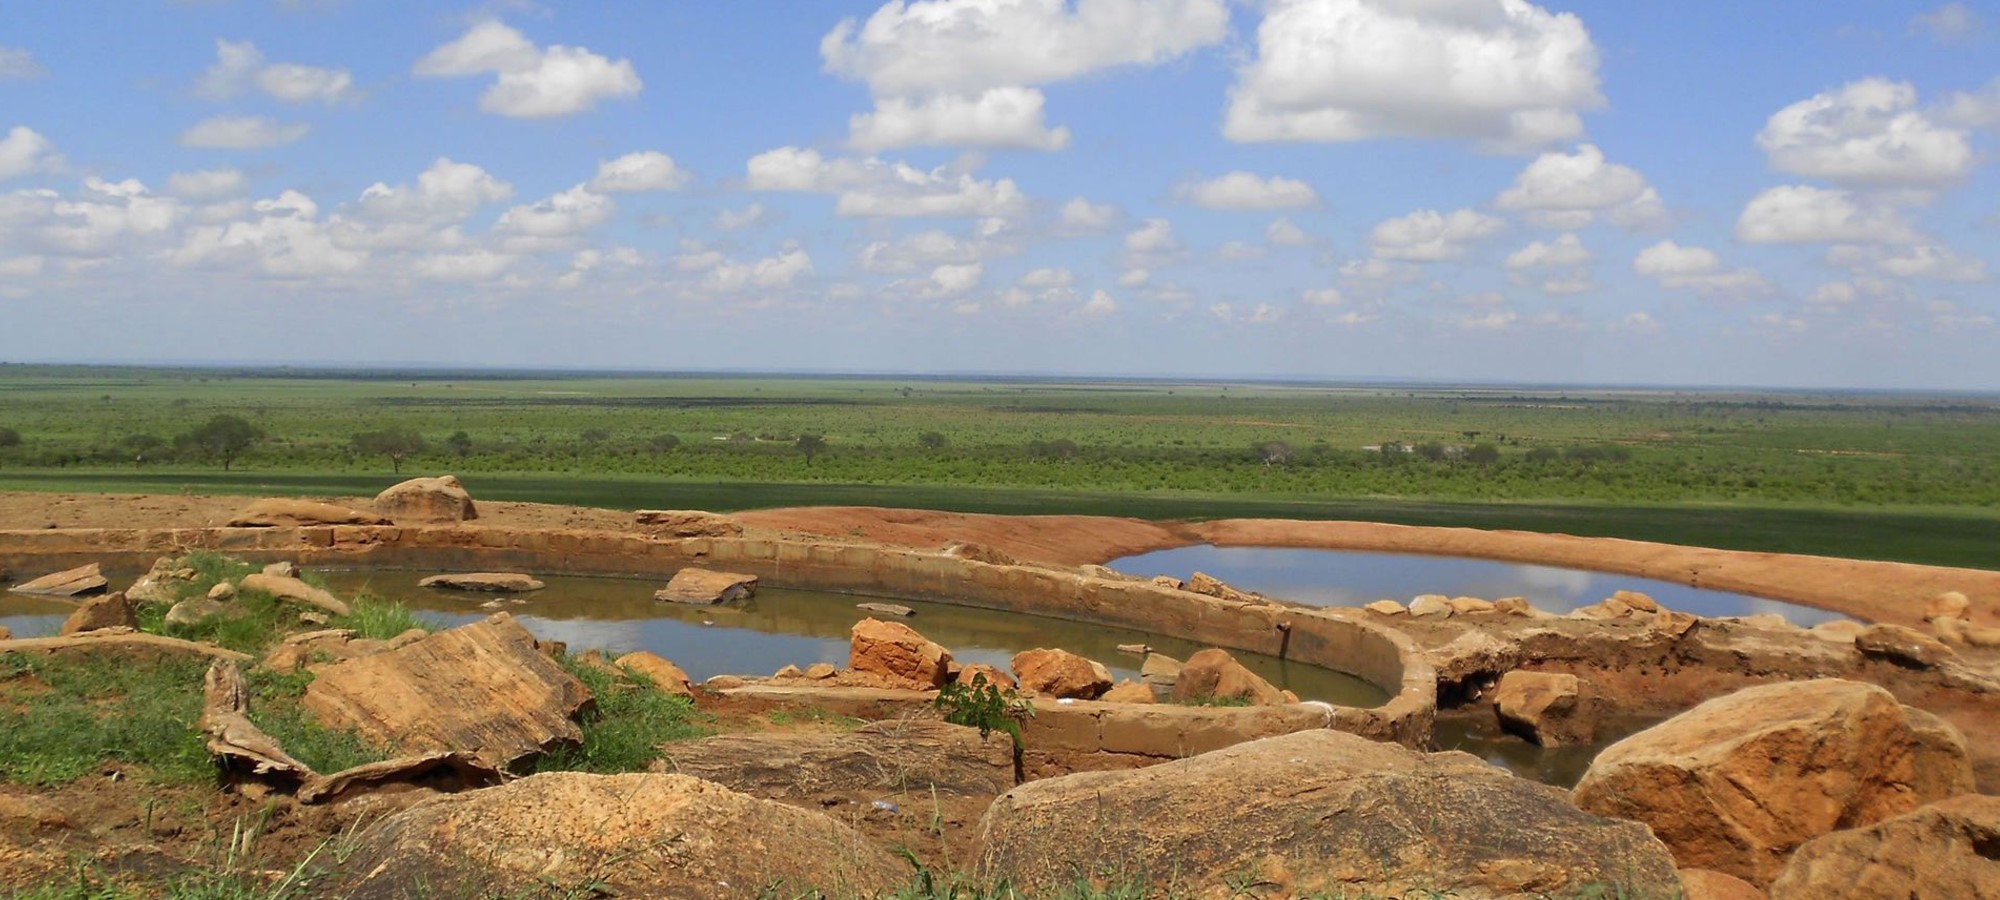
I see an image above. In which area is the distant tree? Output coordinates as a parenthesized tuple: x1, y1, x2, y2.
(648, 433, 682, 453)
(1465, 443, 1501, 465)
(122, 433, 167, 466)
(1256, 441, 1294, 466)
(444, 430, 473, 459)
(0, 426, 19, 448)
(1525, 446, 1561, 463)
(727, 432, 754, 444)
(1027, 438, 1079, 461)
(796, 433, 828, 466)
(1413, 442, 1447, 462)
(353, 427, 427, 474)
(917, 431, 948, 452)
(182, 415, 261, 471)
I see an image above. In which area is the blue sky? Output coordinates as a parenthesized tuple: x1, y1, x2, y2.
(2, 1, 1997, 388)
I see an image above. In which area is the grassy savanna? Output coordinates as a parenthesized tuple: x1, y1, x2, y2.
(2, 364, 1999, 567)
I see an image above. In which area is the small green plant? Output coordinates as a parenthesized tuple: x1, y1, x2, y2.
(932, 674, 1034, 784)
(533, 655, 708, 774)
(336, 595, 431, 641)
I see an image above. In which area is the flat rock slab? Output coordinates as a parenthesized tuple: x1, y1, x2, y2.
(633, 509, 744, 537)
(302, 613, 591, 769)
(657, 719, 1014, 802)
(227, 499, 391, 527)
(654, 568, 758, 604)
(239, 573, 352, 617)
(855, 601, 913, 617)
(10, 563, 107, 597)
(417, 573, 546, 593)
(59, 592, 136, 635)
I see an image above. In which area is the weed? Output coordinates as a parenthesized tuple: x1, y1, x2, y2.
(532, 655, 708, 774)
(0, 650, 212, 785)
(335, 595, 432, 641)
(933, 674, 1033, 784)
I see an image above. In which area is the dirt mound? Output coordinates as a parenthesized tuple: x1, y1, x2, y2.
(732, 505, 1195, 566)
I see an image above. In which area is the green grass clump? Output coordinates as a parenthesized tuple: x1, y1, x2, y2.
(332, 595, 430, 641)
(532, 656, 708, 774)
(0, 651, 213, 786)
(240, 667, 387, 775)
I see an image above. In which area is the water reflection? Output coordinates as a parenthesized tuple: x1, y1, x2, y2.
(1110, 546, 1846, 626)
(1432, 714, 1659, 788)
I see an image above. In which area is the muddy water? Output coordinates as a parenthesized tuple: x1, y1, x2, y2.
(1112, 545, 1848, 626)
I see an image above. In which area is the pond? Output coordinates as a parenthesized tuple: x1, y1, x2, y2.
(1109, 545, 1847, 626)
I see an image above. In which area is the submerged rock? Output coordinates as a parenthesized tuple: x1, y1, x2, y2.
(1492, 670, 1598, 746)
(654, 568, 758, 604)
(855, 601, 913, 617)
(417, 572, 545, 593)
(1171, 648, 1284, 706)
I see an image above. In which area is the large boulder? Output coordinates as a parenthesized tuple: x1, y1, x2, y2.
(1492, 670, 1598, 746)
(849, 618, 952, 690)
(333, 772, 907, 900)
(372, 475, 476, 523)
(1010, 648, 1111, 700)
(9, 563, 107, 597)
(653, 568, 758, 604)
(1769, 794, 2000, 900)
(655, 719, 1014, 805)
(634, 509, 744, 537)
(227, 499, 390, 527)
(972, 729, 1681, 899)
(303, 614, 592, 769)
(417, 572, 545, 593)
(1925, 590, 1972, 623)
(614, 651, 694, 698)
(1170, 648, 1285, 706)
(1572, 679, 1974, 886)
(58, 592, 136, 635)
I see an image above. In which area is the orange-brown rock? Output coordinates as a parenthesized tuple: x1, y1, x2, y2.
(303, 614, 592, 769)
(227, 499, 390, 528)
(973, 729, 1681, 899)
(10, 562, 107, 597)
(332, 773, 906, 899)
(1680, 869, 1767, 900)
(1769, 794, 2000, 900)
(849, 617, 952, 690)
(1363, 599, 1406, 616)
(1492, 670, 1598, 746)
(58, 591, 136, 635)
(633, 509, 743, 537)
(1448, 596, 1495, 614)
(239, 572, 351, 617)
(1611, 589, 1661, 613)
(1494, 596, 1535, 616)
(1010, 648, 1111, 700)
(1924, 590, 1971, 623)
(417, 572, 545, 593)
(1572, 679, 1974, 887)
(954, 663, 1015, 691)
(943, 541, 1019, 566)
(653, 568, 758, 604)
(1100, 680, 1155, 704)
(1172, 648, 1285, 706)
(372, 475, 476, 523)
(1854, 623, 1953, 668)
(614, 651, 694, 698)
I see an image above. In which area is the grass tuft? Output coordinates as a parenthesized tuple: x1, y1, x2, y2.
(332, 594, 430, 641)
(532, 655, 708, 774)
(0, 651, 213, 786)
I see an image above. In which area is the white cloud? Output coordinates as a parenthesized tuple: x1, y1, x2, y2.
(1217, 240, 1267, 262)
(1633, 239, 1769, 295)
(1616, 311, 1661, 334)
(928, 261, 984, 295)
(0, 46, 47, 80)
(173, 189, 363, 277)
(1019, 267, 1073, 289)
(178, 115, 309, 149)
(196, 40, 356, 104)
(1339, 257, 1421, 283)
(494, 185, 614, 238)
(165, 168, 247, 200)
(414, 21, 641, 118)
(1735, 185, 1923, 245)
(745, 147, 1027, 219)
(1756, 79, 1974, 188)
(1828, 244, 1990, 282)
(414, 249, 514, 282)
(353, 158, 513, 225)
(1123, 217, 1179, 254)
(0, 126, 60, 181)
(1056, 197, 1118, 233)
(0, 255, 44, 276)
(1117, 268, 1150, 287)
(1081, 288, 1117, 316)
(588, 151, 689, 193)
(1493, 144, 1666, 228)
(715, 203, 768, 231)
(822, 0, 1228, 150)
(1302, 287, 1343, 305)
(706, 247, 814, 293)
(1504, 233, 1590, 270)
(1178, 171, 1318, 210)
(858, 229, 988, 273)
(1369, 208, 1505, 261)
(1940, 77, 2000, 129)
(1265, 217, 1313, 247)
(1225, 0, 1602, 152)
(33, 177, 182, 257)
(1910, 3, 1984, 43)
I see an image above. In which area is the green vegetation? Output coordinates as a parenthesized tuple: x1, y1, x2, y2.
(0, 651, 213, 786)
(532, 655, 708, 774)
(3, 365, 1999, 567)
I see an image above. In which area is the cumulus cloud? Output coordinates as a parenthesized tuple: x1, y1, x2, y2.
(1756, 79, 1974, 188)
(1940, 77, 2000, 129)
(0, 46, 47, 80)
(1123, 218, 1180, 255)
(715, 203, 769, 231)
(178, 115, 309, 149)
(165, 168, 247, 200)
(1117, 268, 1150, 287)
(1633, 239, 1769, 295)
(414, 21, 641, 118)
(588, 151, 689, 193)
(1369, 208, 1505, 261)
(494, 185, 613, 240)
(858, 229, 989, 273)
(1265, 217, 1313, 246)
(197, 39, 357, 104)
(744, 147, 1027, 218)
(1225, 0, 1602, 152)
(0, 126, 60, 181)
(1827, 244, 1990, 282)
(352, 158, 513, 225)
(1302, 287, 1343, 305)
(1178, 171, 1318, 210)
(823, 0, 1228, 151)
(174, 189, 363, 277)
(705, 246, 814, 293)
(1910, 3, 1984, 43)
(1503, 233, 1590, 270)
(414, 249, 514, 282)
(1735, 185, 1923, 245)
(1080, 288, 1117, 316)
(26, 176, 182, 258)
(1055, 197, 1119, 233)
(928, 261, 984, 296)
(1493, 144, 1666, 229)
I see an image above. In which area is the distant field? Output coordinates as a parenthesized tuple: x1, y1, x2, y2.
(2, 365, 1998, 568)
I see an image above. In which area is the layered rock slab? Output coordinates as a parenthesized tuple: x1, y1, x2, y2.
(1769, 793, 2000, 899)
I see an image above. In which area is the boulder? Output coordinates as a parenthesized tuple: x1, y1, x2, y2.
(1493, 670, 1598, 746)
(1610, 589, 1661, 613)
(1408, 594, 1453, 618)
(371, 475, 476, 523)
(848, 618, 952, 690)
(633, 509, 743, 537)
(972, 729, 1681, 899)
(333, 773, 906, 900)
(58, 592, 137, 636)
(239, 573, 351, 617)
(1769, 794, 2000, 900)
(303, 614, 592, 769)
(1139, 652, 1183, 689)
(954, 663, 1015, 691)
(10, 563, 107, 597)
(1925, 590, 1972, 623)
(124, 558, 186, 603)
(1572, 679, 1974, 886)
(1680, 869, 1768, 900)
(1808, 620, 1865, 644)
(1653, 608, 1701, 637)
(0, 625, 10, 641)
(1010, 648, 1111, 700)
(1854, 623, 1953, 668)
(1186, 572, 1261, 604)
(655, 719, 1014, 805)
(416, 573, 545, 593)
(166, 596, 236, 628)
(1149, 575, 1183, 590)
(1114, 642, 1150, 656)
(654, 568, 758, 604)
(227, 499, 390, 528)
(1363, 599, 1406, 616)
(803, 663, 837, 680)
(613, 651, 694, 698)
(1100, 680, 1155, 704)
(1934, 617, 2000, 648)
(206, 582, 236, 601)
(855, 601, 914, 617)
(1171, 648, 1284, 706)
(1448, 596, 1495, 614)
(1494, 596, 1535, 616)
(943, 541, 1018, 566)
(262, 561, 299, 578)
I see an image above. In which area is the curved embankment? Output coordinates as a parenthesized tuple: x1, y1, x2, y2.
(0, 522, 1434, 771)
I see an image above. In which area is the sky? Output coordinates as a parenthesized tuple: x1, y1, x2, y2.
(2, 0, 1998, 389)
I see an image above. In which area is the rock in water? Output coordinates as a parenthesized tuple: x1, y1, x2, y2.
(302, 614, 592, 769)
(1492, 670, 1598, 746)
(227, 499, 390, 527)
(653, 568, 758, 604)
(1010, 648, 1112, 700)
(10, 563, 107, 597)
(372, 475, 477, 523)
(1572, 678, 1974, 887)
(849, 618, 952, 690)
(1769, 794, 2000, 900)
(1170, 648, 1285, 706)
(855, 601, 914, 617)
(332, 773, 907, 900)
(417, 572, 546, 593)
(59, 592, 137, 635)
(972, 729, 1681, 899)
